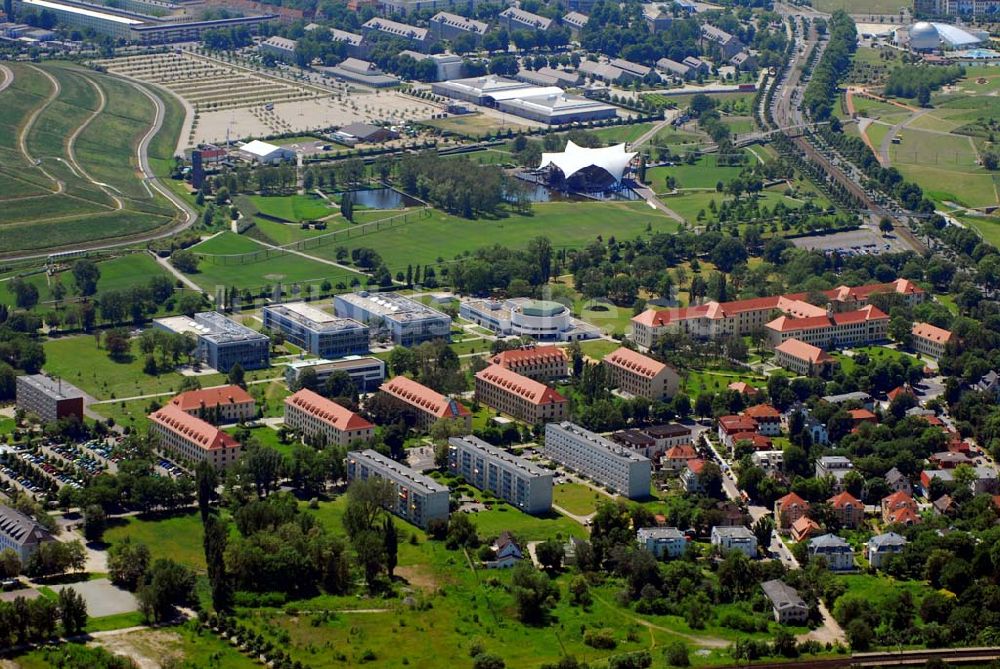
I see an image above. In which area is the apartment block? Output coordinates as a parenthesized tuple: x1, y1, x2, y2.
(263, 302, 369, 359)
(0, 504, 54, 563)
(911, 322, 953, 359)
(284, 388, 375, 447)
(602, 347, 679, 401)
(489, 346, 568, 381)
(544, 422, 651, 499)
(168, 385, 256, 424)
(379, 375, 471, 432)
(474, 365, 569, 425)
(15, 374, 84, 423)
(361, 17, 433, 51)
(636, 527, 687, 558)
(448, 435, 553, 513)
(346, 449, 449, 528)
(148, 403, 242, 468)
(499, 6, 552, 32)
(710, 525, 758, 557)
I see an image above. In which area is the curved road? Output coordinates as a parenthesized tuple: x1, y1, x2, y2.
(0, 64, 12, 94)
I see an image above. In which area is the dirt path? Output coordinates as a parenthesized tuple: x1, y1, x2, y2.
(66, 74, 124, 210)
(0, 64, 13, 94)
(20, 64, 65, 195)
(591, 592, 730, 649)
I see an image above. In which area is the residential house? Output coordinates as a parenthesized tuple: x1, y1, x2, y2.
(637, 527, 687, 558)
(662, 444, 699, 471)
(885, 467, 913, 495)
(717, 414, 758, 448)
(807, 533, 854, 571)
(911, 322, 954, 359)
(867, 532, 907, 569)
(816, 455, 854, 492)
(828, 491, 864, 529)
(485, 532, 523, 568)
(881, 491, 920, 526)
(791, 516, 821, 542)
(774, 492, 810, 530)
(681, 458, 706, 493)
(743, 404, 781, 436)
(710, 525, 758, 558)
(761, 580, 809, 624)
(773, 338, 835, 376)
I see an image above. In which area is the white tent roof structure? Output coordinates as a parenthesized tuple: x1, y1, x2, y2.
(537, 141, 637, 184)
(240, 140, 284, 158)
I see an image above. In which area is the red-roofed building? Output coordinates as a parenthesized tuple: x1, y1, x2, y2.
(285, 389, 374, 447)
(825, 278, 925, 312)
(662, 444, 699, 471)
(475, 365, 569, 424)
(848, 408, 877, 426)
(602, 347, 680, 401)
(730, 432, 773, 451)
(882, 491, 920, 526)
(681, 458, 706, 492)
(148, 403, 241, 468)
(912, 322, 954, 359)
(773, 338, 835, 376)
(743, 404, 781, 435)
(717, 415, 758, 447)
(728, 381, 758, 396)
(489, 345, 568, 381)
(829, 491, 864, 528)
(791, 516, 820, 542)
(775, 492, 810, 530)
(379, 376, 472, 432)
(169, 385, 256, 424)
(887, 385, 915, 403)
(766, 305, 888, 349)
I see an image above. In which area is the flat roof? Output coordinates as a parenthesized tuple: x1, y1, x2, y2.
(449, 435, 553, 478)
(547, 422, 650, 464)
(17, 374, 84, 400)
(337, 291, 449, 324)
(265, 302, 367, 333)
(350, 449, 448, 493)
(22, 0, 144, 24)
(155, 312, 268, 344)
(285, 355, 384, 371)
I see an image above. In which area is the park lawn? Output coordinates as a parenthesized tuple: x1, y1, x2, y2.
(647, 153, 750, 190)
(838, 574, 931, 611)
(466, 504, 587, 542)
(812, 0, 905, 12)
(249, 194, 334, 222)
(99, 623, 262, 668)
(721, 116, 754, 134)
(589, 122, 655, 144)
(907, 112, 964, 134)
(104, 510, 206, 571)
(90, 398, 155, 433)
(86, 610, 146, 633)
(43, 335, 227, 401)
(660, 191, 725, 222)
(578, 338, 622, 360)
(311, 201, 678, 275)
(553, 482, 607, 516)
(895, 164, 998, 208)
(423, 113, 527, 138)
(957, 213, 1000, 248)
(575, 298, 635, 337)
(249, 217, 343, 246)
(230, 424, 296, 456)
(683, 369, 767, 397)
(864, 121, 891, 154)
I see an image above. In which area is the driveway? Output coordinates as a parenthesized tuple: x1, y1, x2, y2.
(52, 578, 139, 617)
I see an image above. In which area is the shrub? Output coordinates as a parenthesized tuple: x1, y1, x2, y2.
(583, 628, 617, 649)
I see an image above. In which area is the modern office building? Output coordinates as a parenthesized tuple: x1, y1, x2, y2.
(632, 279, 922, 348)
(710, 525, 758, 558)
(15, 374, 84, 423)
(544, 422, 651, 499)
(378, 375, 471, 432)
(460, 298, 600, 342)
(496, 92, 619, 125)
(431, 75, 562, 106)
(761, 580, 808, 624)
(489, 346, 568, 381)
(448, 435, 553, 513)
(602, 346, 680, 401)
(636, 527, 687, 558)
(0, 505, 54, 563)
(346, 449, 449, 528)
(334, 292, 451, 346)
(168, 385, 256, 424)
(911, 322, 954, 359)
(263, 302, 369, 359)
(474, 365, 569, 425)
(148, 403, 242, 468)
(285, 356, 386, 392)
(284, 388, 375, 446)
(154, 311, 270, 372)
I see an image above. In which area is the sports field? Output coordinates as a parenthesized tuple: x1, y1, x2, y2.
(0, 62, 182, 255)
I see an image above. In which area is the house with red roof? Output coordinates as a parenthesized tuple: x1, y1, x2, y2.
(743, 404, 782, 436)
(774, 492, 810, 530)
(881, 491, 920, 526)
(717, 415, 758, 448)
(662, 444, 699, 471)
(379, 376, 472, 432)
(728, 381, 759, 396)
(474, 365, 568, 425)
(284, 388, 374, 447)
(602, 347, 680, 401)
(681, 458, 706, 492)
(773, 338, 835, 376)
(730, 432, 774, 451)
(489, 345, 568, 381)
(848, 408, 877, 426)
(169, 385, 256, 424)
(829, 491, 865, 528)
(887, 384, 916, 403)
(824, 278, 925, 312)
(766, 305, 889, 350)
(929, 451, 971, 469)
(148, 403, 241, 468)
(791, 516, 821, 542)
(911, 322, 954, 359)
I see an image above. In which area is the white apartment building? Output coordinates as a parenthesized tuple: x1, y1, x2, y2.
(346, 449, 449, 528)
(544, 422, 651, 499)
(448, 436, 553, 514)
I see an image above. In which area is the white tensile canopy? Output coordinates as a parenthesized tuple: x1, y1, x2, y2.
(537, 140, 637, 184)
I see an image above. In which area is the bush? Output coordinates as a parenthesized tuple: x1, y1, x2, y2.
(583, 628, 617, 649)
(664, 641, 690, 667)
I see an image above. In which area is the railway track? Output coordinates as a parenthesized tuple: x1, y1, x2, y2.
(716, 646, 1000, 669)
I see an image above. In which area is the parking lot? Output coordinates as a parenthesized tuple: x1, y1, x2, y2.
(790, 227, 910, 255)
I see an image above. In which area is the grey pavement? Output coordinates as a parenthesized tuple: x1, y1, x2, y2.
(52, 578, 139, 617)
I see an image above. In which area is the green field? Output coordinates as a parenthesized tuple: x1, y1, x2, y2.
(104, 510, 206, 571)
(249, 193, 335, 221)
(578, 338, 622, 360)
(553, 482, 608, 516)
(648, 153, 751, 190)
(423, 113, 528, 138)
(0, 61, 181, 255)
(309, 201, 678, 274)
(189, 232, 365, 292)
(811, 0, 905, 13)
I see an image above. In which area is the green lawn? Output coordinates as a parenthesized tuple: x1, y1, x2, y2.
(578, 339, 621, 360)
(683, 369, 768, 397)
(958, 213, 1000, 248)
(86, 610, 146, 633)
(249, 194, 335, 222)
(553, 482, 607, 516)
(104, 510, 206, 571)
(648, 153, 750, 190)
(310, 201, 678, 275)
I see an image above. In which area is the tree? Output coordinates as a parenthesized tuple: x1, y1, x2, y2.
(11, 279, 39, 311)
(473, 654, 506, 669)
(846, 618, 873, 651)
(751, 516, 773, 550)
(108, 537, 150, 590)
(511, 562, 559, 624)
(227, 362, 246, 388)
(353, 530, 386, 589)
(0, 549, 21, 579)
(710, 237, 748, 273)
(72, 260, 101, 296)
(879, 217, 893, 235)
(343, 477, 395, 539)
(196, 460, 219, 523)
(383, 517, 398, 579)
(664, 641, 690, 667)
(535, 538, 564, 572)
(239, 441, 283, 497)
(170, 250, 199, 274)
(203, 515, 232, 613)
(568, 574, 592, 608)
(82, 504, 107, 543)
(57, 587, 88, 636)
